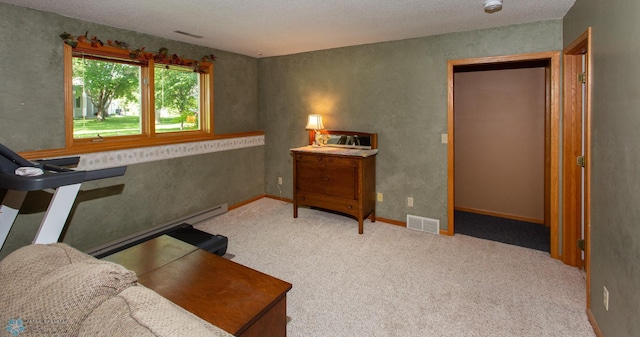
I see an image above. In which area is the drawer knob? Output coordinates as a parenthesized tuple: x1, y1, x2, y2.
(347, 205, 353, 209)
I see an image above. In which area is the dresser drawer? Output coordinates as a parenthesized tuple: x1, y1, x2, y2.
(293, 153, 322, 163)
(297, 191, 359, 217)
(324, 156, 358, 167)
(294, 153, 358, 167)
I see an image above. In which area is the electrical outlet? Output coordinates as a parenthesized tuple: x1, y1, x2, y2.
(278, 177, 283, 185)
(377, 193, 383, 202)
(407, 197, 414, 207)
(603, 286, 609, 311)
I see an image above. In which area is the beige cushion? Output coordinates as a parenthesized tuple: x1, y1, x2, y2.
(79, 285, 233, 337)
(0, 243, 136, 336)
(0, 242, 93, 285)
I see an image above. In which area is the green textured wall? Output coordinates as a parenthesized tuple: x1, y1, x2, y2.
(0, 3, 262, 258)
(564, 1, 640, 335)
(259, 20, 563, 229)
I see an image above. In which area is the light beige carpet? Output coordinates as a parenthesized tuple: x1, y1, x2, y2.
(196, 198, 595, 337)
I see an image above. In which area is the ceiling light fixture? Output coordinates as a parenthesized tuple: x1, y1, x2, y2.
(484, 0, 503, 13)
(174, 30, 203, 39)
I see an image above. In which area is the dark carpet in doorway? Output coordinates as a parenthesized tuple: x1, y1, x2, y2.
(454, 211, 550, 253)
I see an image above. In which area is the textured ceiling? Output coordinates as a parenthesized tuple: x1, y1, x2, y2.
(1, 0, 575, 57)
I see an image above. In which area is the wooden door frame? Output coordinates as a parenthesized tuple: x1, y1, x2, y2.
(446, 51, 561, 260)
(563, 28, 592, 304)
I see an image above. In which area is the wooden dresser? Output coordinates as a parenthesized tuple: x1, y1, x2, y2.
(291, 132, 377, 234)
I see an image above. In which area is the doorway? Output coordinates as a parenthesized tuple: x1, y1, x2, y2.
(446, 52, 561, 260)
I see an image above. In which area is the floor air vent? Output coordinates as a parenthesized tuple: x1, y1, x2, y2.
(407, 214, 440, 234)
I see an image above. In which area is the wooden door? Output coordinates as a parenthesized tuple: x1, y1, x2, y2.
(324, 164, 357, 199)
(562, 28, 592, 308)
(296, 161, 325, 193)
(562, 51, 585, 268)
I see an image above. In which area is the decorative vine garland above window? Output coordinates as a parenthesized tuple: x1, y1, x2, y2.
(60, 32, 216, 153)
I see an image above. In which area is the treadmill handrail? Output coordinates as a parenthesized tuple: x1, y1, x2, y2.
(0, 166, 127, 191)
(85, 166, 127, 182)
(0, 170, 88, 191)
(0, 143, 126, 191)
(36, 157, 81, 167)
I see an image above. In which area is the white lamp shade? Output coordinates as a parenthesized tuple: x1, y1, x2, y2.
(305, 114, 325, 130)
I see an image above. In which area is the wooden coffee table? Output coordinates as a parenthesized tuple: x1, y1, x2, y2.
(102, 235, 292, 337)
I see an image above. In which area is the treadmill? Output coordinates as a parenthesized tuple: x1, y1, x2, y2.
(0, 143, 126, 250)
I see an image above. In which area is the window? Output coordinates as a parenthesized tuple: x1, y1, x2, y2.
(154, 65, 200, 134)
(64, 42, 213, 152)
(72, 56, 143, 138)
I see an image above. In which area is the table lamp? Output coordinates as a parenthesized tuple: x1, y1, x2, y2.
(305, 114, 324, 147)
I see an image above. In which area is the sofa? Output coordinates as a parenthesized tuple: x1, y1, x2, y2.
(0, 243, 234, 337)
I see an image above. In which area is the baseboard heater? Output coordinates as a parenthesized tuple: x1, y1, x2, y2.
(88, 203, 228, 258)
